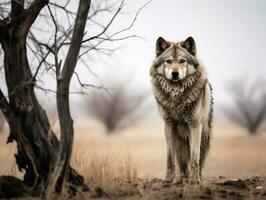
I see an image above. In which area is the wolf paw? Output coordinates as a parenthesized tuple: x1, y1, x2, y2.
(188, 176, 201, 185)
(164, 173, 175, 183)
(162, 179, 172, 184)
(173, 175, 187, 184)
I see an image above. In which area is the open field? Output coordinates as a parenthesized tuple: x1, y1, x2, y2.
(0, 120, 266, 199)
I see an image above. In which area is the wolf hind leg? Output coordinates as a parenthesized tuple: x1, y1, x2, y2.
(199, 133, 210, 177)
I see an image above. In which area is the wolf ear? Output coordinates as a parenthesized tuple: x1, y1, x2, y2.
(181, 37, 196, 56)
(156, 37, 170, 57)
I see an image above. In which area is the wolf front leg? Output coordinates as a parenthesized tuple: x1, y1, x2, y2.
(164, 122, 175, 181)
(189, 123, 202, 184)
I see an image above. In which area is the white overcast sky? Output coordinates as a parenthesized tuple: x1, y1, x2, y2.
(86, 0, 266, 108)
(1, 0, 266, 118)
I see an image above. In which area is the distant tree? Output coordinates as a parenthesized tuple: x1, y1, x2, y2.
(86, 82, 148, 133)
(225, 78, 266, 135)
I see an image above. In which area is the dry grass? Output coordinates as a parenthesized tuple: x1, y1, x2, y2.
(1, 120, 266, 189)
(71, 135, 137, 188)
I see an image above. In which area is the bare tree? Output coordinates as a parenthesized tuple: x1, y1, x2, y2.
(86, 81, 148, 133)
(0, 0, 91, 196)
(0, 0, 146, 197)
(225, 78, 266, 135)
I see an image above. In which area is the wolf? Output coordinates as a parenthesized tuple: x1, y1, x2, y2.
(150, 36, 213, 184)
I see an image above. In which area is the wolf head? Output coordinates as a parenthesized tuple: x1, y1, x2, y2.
(152, 37, 200, 82)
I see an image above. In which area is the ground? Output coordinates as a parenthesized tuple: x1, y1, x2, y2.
(0, 120, 266, 199)
(85, 176, 266, 199)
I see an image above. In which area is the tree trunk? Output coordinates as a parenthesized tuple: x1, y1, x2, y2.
(0, 0, 86, 195)
(47, 0, 91, 194)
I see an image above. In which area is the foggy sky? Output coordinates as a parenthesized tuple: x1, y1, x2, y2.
(91, 0, 266, 107)
(1, 0, 266, 119)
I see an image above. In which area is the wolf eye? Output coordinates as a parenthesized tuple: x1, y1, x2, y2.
(179, 58, 186, 64)
(165, 58, 173, 64)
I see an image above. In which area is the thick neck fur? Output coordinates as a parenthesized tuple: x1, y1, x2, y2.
(150, 64, 207, 123)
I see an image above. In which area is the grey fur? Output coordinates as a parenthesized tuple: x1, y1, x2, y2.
(150, 37, 213, 184)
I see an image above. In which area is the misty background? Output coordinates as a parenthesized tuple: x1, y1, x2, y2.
(1, 0, 266, 125)
(73, 0, 266, 120)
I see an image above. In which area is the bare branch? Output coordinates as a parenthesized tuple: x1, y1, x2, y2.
(23, 0, 49, 32)
(48, 1, 76, 16)
(32, 48, 52, 80)
(82, 0, 124, 43)
(76, 0, 149, 59)
(59, 1, 90, 83)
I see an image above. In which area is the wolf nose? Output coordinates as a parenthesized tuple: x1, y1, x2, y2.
(171, 71, 179, 80)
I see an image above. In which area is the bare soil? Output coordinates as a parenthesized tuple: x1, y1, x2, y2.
(2, 176, 265, 199)
(85, 176, 266, 200)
